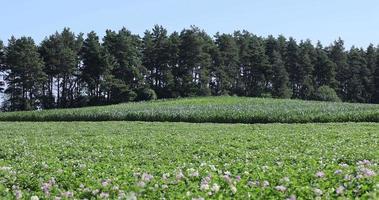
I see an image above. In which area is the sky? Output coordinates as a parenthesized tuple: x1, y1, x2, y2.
(1, 0, 379, 48)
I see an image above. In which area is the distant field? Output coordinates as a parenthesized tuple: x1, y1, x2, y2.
(0, 96, 379, 123)
(0, 122, 378, 199)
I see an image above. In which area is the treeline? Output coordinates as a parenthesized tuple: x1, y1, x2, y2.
(0, 25, 379, 111)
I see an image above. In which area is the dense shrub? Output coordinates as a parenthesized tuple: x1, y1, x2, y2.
(314, 86, 341, 102)
(138, 88, 157, 101)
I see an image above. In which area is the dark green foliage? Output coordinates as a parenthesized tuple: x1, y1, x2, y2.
(103, 28, 145, 103)
(1, 26, 379, 111)
(328, 38, 349, 100)
(142, 25, 174, 98)
(211, 33, 239, 95)
(314, 85, 341, 102)
(177, 26, 213, 97)
(137, 88, 157, 101)
(347, 47, 371, 103)
(0, 40, 5, 94)
(3, 37, 46, 110)
(235, 31, 270, 97)
(271, 51, 292, 98)
(314, 42, 338, 89)
(39, 28, 83, 108)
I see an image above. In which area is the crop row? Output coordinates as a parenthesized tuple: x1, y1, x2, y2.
(0, 97, 379, 123)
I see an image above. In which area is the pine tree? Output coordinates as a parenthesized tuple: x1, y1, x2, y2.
(328, 38, 349, 100)
(39, 28, 83, 108)
(0, 40, 5, 94)
(271, 51, 291, 98)
(284, 37, 300, 98)
(142, 25, 174, 98)
(346, 47, 369, 102)
(178, 26, 212, 96)
(314, 42, 337, 89)
(298, 40, 316, 99)
(103, 28, 145, 102)
(374, 47, 379, 103)
(365, 44, 376, 102)
(235, 31, 270, 97)
(81, 31, 116, 104)
(167, 32, 181, 97)
(212, 33, 239, 95)
(4, 36, 46, 111)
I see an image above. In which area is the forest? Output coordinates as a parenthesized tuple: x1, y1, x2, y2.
(0, 25, 379, 111)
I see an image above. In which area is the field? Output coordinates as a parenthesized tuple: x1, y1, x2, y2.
(0, 96, 379, 123)
(0, 122, 378, 199)
(0, 97, 379, 199)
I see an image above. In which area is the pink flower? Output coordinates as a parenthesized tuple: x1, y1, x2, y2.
(315, 171, 325, 178)
(247, 180, 260, 187)
(141, 173, 153, 182)
(334, 170, 343, 175)
(336, 186, 345, 195)
(359, 167, 376, 177)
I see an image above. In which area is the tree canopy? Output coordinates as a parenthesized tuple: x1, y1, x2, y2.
(1, 26, 379, 111)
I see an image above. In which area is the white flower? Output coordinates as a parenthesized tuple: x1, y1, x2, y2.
(262, 180, 270, 187)
(211, 183, 220, 193)
(314, 188, 323, 196)
(275, 185, 287, 192)
(31, 196, 39, 200)
(230, 185, 237, 194)
(126, 192, 137, 200)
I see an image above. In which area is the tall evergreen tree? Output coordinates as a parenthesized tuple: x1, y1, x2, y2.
(298, 40, 316, 99)
(177, 26, 213, 96)
(142, 25, 174, 98)
(314, 42, 337, 89)
(235, 31, 270, 97)
(3, 37, 46, 111)
(374, 47, 379, 103)
(328, 38, 349, 100)
(284, 37, 300, 98)
(365, 44, 376, 102)
(103, 28, 145, 102)
(39, 28, 83, 108)
(0, 40, 5, 94)
(271, 51, 291, 98)
(346, 47, 369, 102)
(81, 31, 116, 104)
(211, 33, 239, 95)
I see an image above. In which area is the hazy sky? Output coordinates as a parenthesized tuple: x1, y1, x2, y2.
(1, 0, 379, 48)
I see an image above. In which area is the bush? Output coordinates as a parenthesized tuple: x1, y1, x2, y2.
(138, 88, 157, 101)
(314, 86, 341, 102)
(127, 91, 138, 102)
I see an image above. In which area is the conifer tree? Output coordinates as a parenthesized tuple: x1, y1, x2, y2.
(271, 51, 291, 98)
(4, 37, 46, 110)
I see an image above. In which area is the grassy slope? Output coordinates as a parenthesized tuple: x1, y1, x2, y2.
(0, 122, 378, 199)
(0, 96, 379, 123)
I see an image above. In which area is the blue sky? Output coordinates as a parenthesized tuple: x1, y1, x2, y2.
(1, 0, 379, 48)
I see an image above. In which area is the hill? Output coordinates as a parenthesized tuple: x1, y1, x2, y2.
(0, 96, 378, 123)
